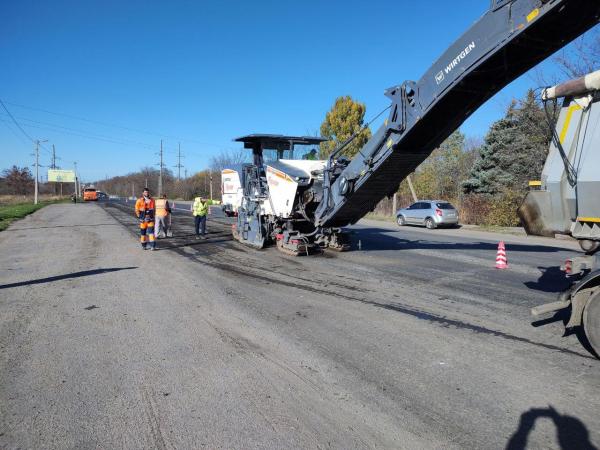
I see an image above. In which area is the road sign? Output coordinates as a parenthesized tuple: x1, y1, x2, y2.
(48, 169, 76, 183)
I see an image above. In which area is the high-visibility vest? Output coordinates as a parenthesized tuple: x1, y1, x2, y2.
(135, 197, 155, 221)
(155, 199, 169, 217)
(192, 197, 208, 216)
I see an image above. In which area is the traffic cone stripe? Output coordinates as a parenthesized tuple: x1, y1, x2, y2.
(495, 241, 508, 269)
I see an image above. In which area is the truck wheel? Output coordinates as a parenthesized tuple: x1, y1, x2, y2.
(397, 215, 406, 226)
(583, 290, 600, 357)
(579, 239, 600, 255)
(425, 218, 436, 229)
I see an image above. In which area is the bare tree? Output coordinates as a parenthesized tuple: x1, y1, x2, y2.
(209, 148, 248, 172)
(554, 31, 600, 79)
(1, 166, 34, 195)
(533, 28, 600, 86)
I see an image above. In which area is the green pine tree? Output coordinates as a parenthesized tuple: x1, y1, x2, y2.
(462, 90, 550, 195)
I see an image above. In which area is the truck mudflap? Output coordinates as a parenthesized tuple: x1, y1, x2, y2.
(565, 270, 600, 329)
(531, 269, 600, 325)
(532, 269, 600, 357)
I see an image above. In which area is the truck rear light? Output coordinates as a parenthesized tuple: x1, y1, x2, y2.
(435, 208, 443, 216)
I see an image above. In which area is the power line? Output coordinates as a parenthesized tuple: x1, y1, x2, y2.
(0, 112, 158, 151)
(0, 111, 233, 157)
(0, 98, 36, 142)
(0, 117, 31, 147)
(3, 99, 233, 149)
(0, 101, 53, 157)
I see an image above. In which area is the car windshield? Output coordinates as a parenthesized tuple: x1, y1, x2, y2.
(436, 202, 455, 209)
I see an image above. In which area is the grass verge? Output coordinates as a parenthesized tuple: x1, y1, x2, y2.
(0, 200, 65, 232)
(474, 225, 526, 236)
(364, 213, 397, 223)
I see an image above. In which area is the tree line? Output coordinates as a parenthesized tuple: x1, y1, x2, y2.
(93, 149, 248, 200)
(321, 89, 553, 227)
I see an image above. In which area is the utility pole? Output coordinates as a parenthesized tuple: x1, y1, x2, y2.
(209, 170, 213, 200)
(51, 145, 57, 195)
(174, 142, 184, 180)
(184, 168, 188, 179)
(34, 141, 39, 205)
(33, 139, 47, 204)
(74, 161, 79, 197)
(158, 139, 164, 197)
(132, 182, 135, 199)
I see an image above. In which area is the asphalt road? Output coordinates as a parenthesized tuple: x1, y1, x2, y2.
(1, 200, 598, 449)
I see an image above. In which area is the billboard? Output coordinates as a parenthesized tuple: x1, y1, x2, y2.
(48, 169, 76, 183)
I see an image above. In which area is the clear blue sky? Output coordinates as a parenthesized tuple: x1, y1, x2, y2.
(0, 0, 596, 183)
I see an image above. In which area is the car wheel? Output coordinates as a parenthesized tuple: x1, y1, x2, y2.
(425, 218, 436, 229)
(397, 215, 406, 226)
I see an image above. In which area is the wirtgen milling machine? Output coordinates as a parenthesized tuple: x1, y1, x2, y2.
(231, 0, 600, 355)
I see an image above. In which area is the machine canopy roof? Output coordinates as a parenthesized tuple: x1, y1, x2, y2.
(234, 134, 327, 150)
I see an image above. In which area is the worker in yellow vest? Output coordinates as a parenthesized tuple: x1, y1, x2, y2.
(154, 194, 172, 239)
(191, 195, 209, 238)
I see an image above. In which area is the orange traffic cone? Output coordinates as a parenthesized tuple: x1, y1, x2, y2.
(495, 241, 508, 269)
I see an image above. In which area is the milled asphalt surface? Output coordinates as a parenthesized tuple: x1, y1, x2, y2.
(0, 201, 599, 449)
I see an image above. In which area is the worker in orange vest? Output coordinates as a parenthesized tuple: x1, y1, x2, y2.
(154, 193, 172, 239)
(134, 188, 156, 250)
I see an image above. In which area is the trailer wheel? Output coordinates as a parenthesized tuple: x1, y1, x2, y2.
(579, 239, 600, 255)
(583, 290, 600, 357)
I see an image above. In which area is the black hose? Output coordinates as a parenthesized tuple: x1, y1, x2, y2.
(543, 98, 578, 187)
